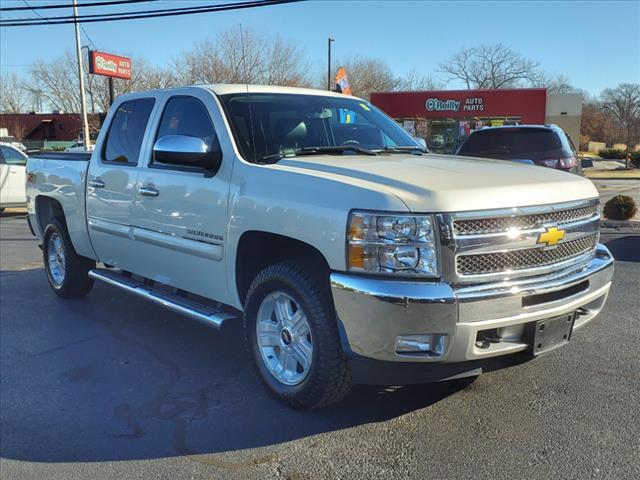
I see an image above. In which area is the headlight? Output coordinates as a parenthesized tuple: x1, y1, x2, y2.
(347, 211, 438, 277)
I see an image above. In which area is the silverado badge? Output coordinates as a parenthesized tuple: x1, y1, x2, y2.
(537, 226, 566, 247)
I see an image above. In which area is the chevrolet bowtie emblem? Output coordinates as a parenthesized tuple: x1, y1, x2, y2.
(537, 226, 566, 247)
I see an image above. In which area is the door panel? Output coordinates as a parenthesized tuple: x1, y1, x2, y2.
(0, 164, 9, 205)
(131, 93, 231, 301)
(86, 97, 156, 268)
(8, 166, 26, 203)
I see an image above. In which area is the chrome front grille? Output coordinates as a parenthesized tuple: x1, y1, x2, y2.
(437, 199, 601, 282)
(456, 233, 599, 276)
(453, 203, 599, 236)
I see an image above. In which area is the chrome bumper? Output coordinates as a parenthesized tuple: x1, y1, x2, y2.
(330, 244, 614, 364)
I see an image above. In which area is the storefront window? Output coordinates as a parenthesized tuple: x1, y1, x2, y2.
(399, 116, 522, 154)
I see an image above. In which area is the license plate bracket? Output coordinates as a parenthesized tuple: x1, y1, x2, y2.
(527, 313, 576, 356)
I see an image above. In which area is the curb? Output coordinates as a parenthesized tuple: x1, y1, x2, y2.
(600, 219, 640, 233)
(586, 176, 640, 181)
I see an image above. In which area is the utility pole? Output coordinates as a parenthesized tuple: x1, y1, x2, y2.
(73, 0, 91, 150)
(327, 37, 334, 91)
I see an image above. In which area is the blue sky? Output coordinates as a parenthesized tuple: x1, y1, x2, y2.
(1, 0, 639, 96)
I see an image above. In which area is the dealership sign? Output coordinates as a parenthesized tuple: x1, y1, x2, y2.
(89, 51, 132, 80)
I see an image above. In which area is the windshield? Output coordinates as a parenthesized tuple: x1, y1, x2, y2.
(219, 93, 422, 163)
(457, 128, 565, 161)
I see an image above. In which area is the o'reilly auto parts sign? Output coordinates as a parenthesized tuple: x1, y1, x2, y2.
(89, 51, 132, 80)
(425, 97, 485, 112)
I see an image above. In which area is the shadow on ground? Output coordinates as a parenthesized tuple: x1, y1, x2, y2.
(603, 235, 640, 262)
(0, 268, 473, 464)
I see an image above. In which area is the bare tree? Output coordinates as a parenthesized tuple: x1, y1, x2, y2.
(174, 27, 310, 87)
(395, 69, 441, 91)
(0, 116, 28, 140)
(28, 50, 179, 113)
(601, 83, 640, 163)
(440, 44, 540, 89)
(0, 73, 30, 113)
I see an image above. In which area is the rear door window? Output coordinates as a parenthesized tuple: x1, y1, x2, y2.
(458, 129, 563, 161)
(103, 98, 155, 165)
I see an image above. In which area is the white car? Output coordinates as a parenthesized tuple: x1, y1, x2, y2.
(25, 85, 613, 409)
(0, 136, 27, 153)
(0, 143, 28, 212)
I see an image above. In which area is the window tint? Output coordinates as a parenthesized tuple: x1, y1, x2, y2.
(0, 145, 27, 165)
(458, 128, 564, 161)
(155, 96, 219, 161)
(103, 98, 155, 164)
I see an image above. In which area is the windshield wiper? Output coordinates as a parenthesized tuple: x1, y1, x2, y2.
(296, 145, 379, 156)
(379, 146, 427, 155)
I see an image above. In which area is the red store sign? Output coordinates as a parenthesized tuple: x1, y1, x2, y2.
(371, 88, 547, 124)
(89, 51, 132, 80)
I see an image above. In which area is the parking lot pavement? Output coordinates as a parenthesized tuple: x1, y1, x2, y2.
(1, 213, 639, 480)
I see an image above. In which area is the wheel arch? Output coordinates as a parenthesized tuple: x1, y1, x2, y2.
(235, 230, 331, 307)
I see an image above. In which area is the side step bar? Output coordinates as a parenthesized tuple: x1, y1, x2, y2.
(89, 268, 239, 329)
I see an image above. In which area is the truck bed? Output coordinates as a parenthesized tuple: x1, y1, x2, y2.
(26, 153, 94, 259)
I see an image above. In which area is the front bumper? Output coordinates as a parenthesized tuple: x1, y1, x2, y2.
(330, 244, 614, 372)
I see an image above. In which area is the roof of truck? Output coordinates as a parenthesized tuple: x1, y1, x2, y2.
(203, 84, 361, 99)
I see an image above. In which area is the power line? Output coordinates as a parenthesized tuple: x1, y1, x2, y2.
(4, 0, 272, 23)
(18, 0, 96, 51)
(1, 0, 158, 12)
(20, 0, 51, 22)
(0, 0, 303, 26)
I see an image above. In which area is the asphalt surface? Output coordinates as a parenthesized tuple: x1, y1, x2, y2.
(1, 212, 639, 480)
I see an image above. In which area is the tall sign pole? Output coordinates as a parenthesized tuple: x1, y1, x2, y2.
(73, 0, 91, 150)
(327, 37, 334, 91)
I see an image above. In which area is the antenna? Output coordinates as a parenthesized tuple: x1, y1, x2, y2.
(239, 23, 258, 163)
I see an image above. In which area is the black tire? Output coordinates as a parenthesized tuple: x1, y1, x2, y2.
(244, 262, 352, 409)
(43, 217, 95, 298)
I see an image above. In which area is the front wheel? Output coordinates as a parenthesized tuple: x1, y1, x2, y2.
(43, 218, 95, 298)
(244, 262, 352, 409)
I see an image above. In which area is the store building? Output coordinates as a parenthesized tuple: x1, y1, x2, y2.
(370, 88, 582, 154)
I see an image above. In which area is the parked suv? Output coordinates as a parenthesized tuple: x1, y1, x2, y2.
(456, 125, 582, 175)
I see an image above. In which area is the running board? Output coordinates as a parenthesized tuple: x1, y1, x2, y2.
(88, 269, 239, 329)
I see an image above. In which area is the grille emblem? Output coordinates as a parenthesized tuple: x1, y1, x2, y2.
(537, 226, 566, 248)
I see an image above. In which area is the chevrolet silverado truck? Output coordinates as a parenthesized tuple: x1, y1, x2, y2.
(26, 85, 614, 409)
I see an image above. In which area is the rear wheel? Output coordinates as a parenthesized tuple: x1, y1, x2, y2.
(244, 262, 352, 409)
(43, 218, 95, 298)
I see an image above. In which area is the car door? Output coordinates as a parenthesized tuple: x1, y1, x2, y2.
(86, 97, 156, 269)
(0, 145, 28, 205)
(130, 91, 231, 301)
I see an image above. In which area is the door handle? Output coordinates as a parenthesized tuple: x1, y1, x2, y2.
(88, 178, 105, 188)
(139, 185, 159, 197)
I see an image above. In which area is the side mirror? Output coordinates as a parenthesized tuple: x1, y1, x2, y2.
(153, 135, 222, 174)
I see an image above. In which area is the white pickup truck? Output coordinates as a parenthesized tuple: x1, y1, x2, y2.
(26, 85, 614, 409)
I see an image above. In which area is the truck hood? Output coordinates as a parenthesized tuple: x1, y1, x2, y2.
(276, 153, 599, 212)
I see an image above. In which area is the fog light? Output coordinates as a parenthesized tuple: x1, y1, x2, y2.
(395, 334, 448, 356)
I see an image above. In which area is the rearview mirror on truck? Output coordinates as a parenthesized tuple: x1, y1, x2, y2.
(153, 135, 222, 174)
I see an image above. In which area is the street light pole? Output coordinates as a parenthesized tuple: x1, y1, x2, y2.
(327, 37, 334, 91)
(73, 0, 91, 150)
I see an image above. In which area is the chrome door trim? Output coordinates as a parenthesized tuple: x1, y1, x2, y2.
(132, 227, 223, 261)
(88, 217, 132, 238)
